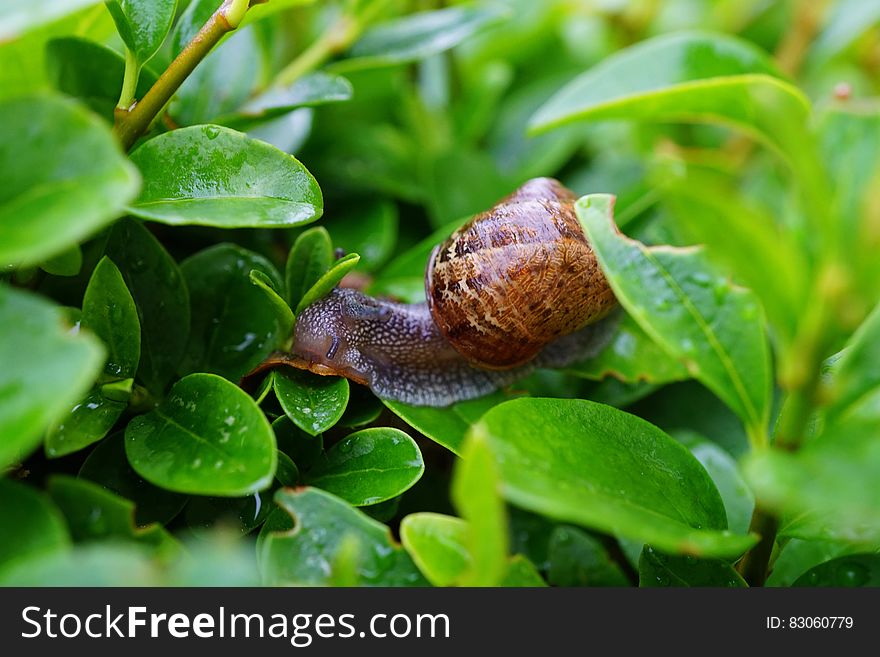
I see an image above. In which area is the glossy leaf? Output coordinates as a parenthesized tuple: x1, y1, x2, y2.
(0, 95, 140, 267)
(82, 256, 141, 380)
(180, 244, 285, 381)
(675, 431, 754, 536)
(47, 475, 177, 556)
(105, 219, 189, 394)
(44, 388, 127, 458)
(0, 286, 104, 469)
(295, 253, 360, 315)
(766, 539, 856, 588)
(45, 37, 157, 121)
(341, 4, 509, 71)
(792, 554, 880, 587)
(249, 269, 294, 345)
(217, 73, 354, 130)
(501, 555, 547, 587)
(529, 31, 810, 161)
(105, 0, 177, 66)
(273, 368, 349, 436)
(638, 546, 746, 587)
(305, 427, 424, 506)
(546, 525, 629, 587)
(382, 397, 487, 456)
(125, 373, 276, 496)
(566, 312, 690, 385)
(259, 487, 428, 586)
(79, 432, 187, 526)
(0, 479, 69, 573)
(451, 435, 507, 586)
(577, 194, 771, 436)
(127, 125, 323, 228)
(285, 226, 333, 308)
(0, 0, 103, 41)
(472, 398, 756, 558)
(400, 513, 470, 587)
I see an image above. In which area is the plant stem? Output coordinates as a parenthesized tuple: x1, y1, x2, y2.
(274, 16, 359, 87)
(117, 49, 140, 110)
(113, 0, 252, 151)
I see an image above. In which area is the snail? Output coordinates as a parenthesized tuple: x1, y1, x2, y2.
(246, 178, 619, 406)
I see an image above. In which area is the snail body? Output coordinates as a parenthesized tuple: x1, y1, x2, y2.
(251, 178, 618, 407)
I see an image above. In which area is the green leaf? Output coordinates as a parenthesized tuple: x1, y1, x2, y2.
(259, 487, 428, 586)
(577, 194, 771, 438)
(338, 384, 383, 428)
(382, 400, 475, 456)
(0, 95, 140, 267)
(273, 368, 349, 436)
(275, 451, 299, 487)
(127, 125, 323, 228)
(501, 555, 547, 587)
(400, 513, 470, 586)
(528, 31, 810, 161)
(341, 4, 509, 71)
(0, 286, 104, 469)
(285, 226, 333, 309)
(44, 388, 127, 458)
(47, 475, 177, 557)
(0, 0, 104, 41)
(546, 526, 629, 587)
(657, 166, 809, 351)
(305, 427, 424, 506)
(767, 539, 855, 587)
(249, 269, 294, 345)
(0, 479, 69, 573)
(79, 431, 186, 526)
(125, 373, 276, 496)
(743, 412, 880, 543)
(793, 554, 880, 587)
(105, 219, 190, 394)
(180, 244, 285, 381)
(322, 200, 398, 273)
(472, 398, 756, 558)
(638, 546, 746, 587)
(295, 253, 360, 315)
(216, 73, 354, 131)
(83, 256, 141, 380)
(826, 301, 880, 423)
(105, 0, 177, 66)
(674, 431, 754, 536)
(565, 312, 690, 385)
(452, 435, 507, 586)
(40, 244, 82, 277)
(45, 37, 157, 121)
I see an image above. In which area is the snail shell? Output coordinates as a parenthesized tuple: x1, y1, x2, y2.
(427, 177, 615, 369)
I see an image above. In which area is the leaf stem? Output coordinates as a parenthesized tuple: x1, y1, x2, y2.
(117, 48, 140, 110)
(113, 0, 253, 151)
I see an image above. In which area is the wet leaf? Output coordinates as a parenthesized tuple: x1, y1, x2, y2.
(125, 373, 276, 496)
(128, 125, 323, 228)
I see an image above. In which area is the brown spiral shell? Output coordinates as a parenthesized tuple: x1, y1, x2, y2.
(425, 177, 616, 369)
